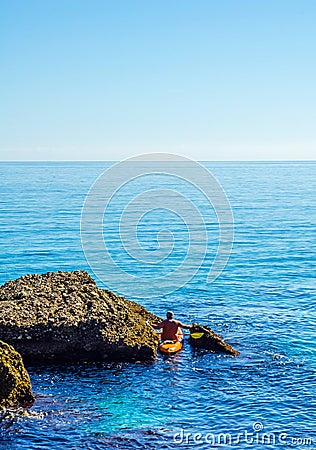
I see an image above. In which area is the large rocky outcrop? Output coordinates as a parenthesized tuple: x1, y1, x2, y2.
(0, 271, 159, 364)
(0, 340, 35, 408)
(189, 324, 239, 355)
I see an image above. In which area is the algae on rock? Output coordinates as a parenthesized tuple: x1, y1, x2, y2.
(0, 340, 35, 408)
(0, 271, 160, 364)
(189, 323, 239, 355)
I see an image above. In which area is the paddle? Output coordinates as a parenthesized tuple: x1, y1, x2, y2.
(190, 332, 204, 339)
(153, 325, 205, 339)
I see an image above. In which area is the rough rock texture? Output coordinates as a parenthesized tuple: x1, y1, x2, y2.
(189, 324, 239, 355)
(0, 340, 35, 408)
(0, 271, 160, 364)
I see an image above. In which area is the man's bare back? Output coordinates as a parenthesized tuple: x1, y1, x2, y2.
(152, 312, 192, 341)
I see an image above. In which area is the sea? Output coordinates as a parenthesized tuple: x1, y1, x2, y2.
(0, 161, 315, 449)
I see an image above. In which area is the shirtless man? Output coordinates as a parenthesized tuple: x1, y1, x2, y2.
(152, 311, 192, 341)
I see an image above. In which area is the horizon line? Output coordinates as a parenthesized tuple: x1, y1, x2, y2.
(1, 159, 316, 163)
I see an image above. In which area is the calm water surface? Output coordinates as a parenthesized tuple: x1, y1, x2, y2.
(0, 162, 316, 449)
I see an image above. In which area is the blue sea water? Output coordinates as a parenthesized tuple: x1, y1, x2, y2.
(0, 161, 316, 449)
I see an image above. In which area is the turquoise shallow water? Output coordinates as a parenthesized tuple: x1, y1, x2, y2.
(0, 161, 316, 449)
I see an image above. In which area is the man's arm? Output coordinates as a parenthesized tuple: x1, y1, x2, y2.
(178, 322, 192, 330)
(152, 321, 164, 329)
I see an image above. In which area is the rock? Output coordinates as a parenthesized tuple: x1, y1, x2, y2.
(0, 340, 35, 408)
(0, 271, 160, 364)
(189, 323, 239, 355)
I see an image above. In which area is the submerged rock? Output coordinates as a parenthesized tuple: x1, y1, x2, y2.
(0, 340, 35, 408)
(189, 324, 239, 355)
(0, 271, 159, 364)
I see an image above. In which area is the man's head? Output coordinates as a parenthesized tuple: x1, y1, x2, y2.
(166, 311, 174, 319)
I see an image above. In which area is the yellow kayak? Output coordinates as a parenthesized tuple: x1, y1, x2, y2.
(158, 339, 183, 354)
(158, 328, 183, 354)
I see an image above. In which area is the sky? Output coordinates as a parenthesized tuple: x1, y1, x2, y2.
(1, 0, 315, 161)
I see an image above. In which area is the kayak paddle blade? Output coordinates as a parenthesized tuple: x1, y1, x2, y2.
(190, 332, 204, 339)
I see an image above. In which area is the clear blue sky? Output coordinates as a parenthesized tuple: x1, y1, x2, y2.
(1, 0, 315, 160)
